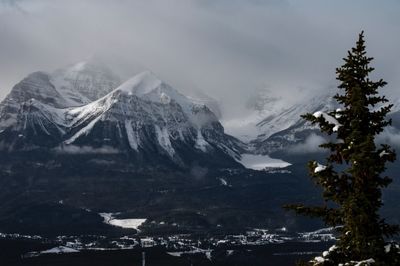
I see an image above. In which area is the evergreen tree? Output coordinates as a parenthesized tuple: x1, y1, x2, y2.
(286, 32, 399, 265)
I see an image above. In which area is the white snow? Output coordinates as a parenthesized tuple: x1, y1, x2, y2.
(99, 213, 146, 231)
(167, 248, 213, 258)
(117, 71, 162, 96)
(50, 67, 92, 107)
(116, 71, 215, 129)
(313, 256, 325, 263)
(328, 245, 337, 253)
(354, 258, 375, 266)
(50, 61, 120, 104)
(107, 219, 147, 230)
(238, 154, 291, 170)
(155, 125, 175, 156)
(194, 130, 209, 152)
(64, 115, 101, 144)
(160, 92, 171, 104)
(41, 246, 79, 254)
(379, 150, 390, 157)
(222, 90, 336, 143)
(206, 251, 212, 260)
(335, 108, 342, 119)
(313, 111, 341, 132)
(219, 178, 228, 186)
(333, 125, 340, 132)
(313, 111, 324, 118)
(125, 120, 139, 151)
(314, 163, 327, 173)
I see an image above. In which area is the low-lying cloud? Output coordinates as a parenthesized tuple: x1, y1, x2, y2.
(1, 0, 399, 119)
(377, 127, 400, 148)
(54, 145, 120, 154)
(289, 133, 326, 154)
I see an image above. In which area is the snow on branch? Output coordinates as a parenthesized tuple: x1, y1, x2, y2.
(313, 111, 342, 132)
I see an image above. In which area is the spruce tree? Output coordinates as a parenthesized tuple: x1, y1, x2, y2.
(286, 32, 399, 265)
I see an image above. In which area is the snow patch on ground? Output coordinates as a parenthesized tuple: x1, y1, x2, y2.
(41, 246, 79, 254)
(238, 154, 291, 170)
(99, 213, 146, 231)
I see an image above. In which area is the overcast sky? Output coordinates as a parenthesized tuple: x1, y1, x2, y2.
(1, 0, 399, 117)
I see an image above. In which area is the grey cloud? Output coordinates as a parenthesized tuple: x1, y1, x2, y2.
(288, 133, 326, 154)
(1, 0, 399, 118)
(377, 127, 400, 148)
(54, 145, 120, 154)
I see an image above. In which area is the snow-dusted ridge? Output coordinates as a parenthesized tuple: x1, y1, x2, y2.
(0, 68, 246, 168)
(61, 71, 223, 155)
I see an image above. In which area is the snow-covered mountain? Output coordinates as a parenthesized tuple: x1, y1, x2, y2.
(0, 69, 243, 168)
(51, 61, 121, 103)
(184, 89, 222, 119)
(236, 88, 400, 155)
(0, 61, 121, 131)
(222, 88, 336, 153)
(62, 71, 243, 165)
(251, 92, 337, 154)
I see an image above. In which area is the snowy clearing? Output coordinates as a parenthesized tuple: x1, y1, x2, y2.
(41, 246, 79, 254)
(238, 154, 291, 170)
(99, 213, 146, 230)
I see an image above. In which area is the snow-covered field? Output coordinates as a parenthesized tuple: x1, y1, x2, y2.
(99, 213, 146, 230)
(41, 246, 79, 254)
(238, 154, 291, 170)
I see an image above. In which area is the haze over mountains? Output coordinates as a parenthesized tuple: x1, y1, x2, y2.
(1, 2, 400, 265)
(0, 61, 247, 169)
(0, 61, 399, 236)
(1, 60, 400, 164)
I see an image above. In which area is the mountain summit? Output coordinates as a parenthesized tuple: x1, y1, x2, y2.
(0, 69, 243, 168)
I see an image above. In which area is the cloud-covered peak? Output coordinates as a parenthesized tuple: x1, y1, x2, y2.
(117, 71, 162, 96)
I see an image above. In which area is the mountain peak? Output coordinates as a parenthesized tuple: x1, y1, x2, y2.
(116, 71, 162, 96)
(51, 60, 121, 102)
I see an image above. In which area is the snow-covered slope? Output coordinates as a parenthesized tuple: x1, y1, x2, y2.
(223, 88, 336, 147)
(185, 89, 222, 119)
(0, 99, 67, 149)
(62, 71, 242, 164)
(51, 61, 121, 103)
(250, 91, 337, 154)
(245, 89, 400, 154)
(0, 71, 71, 132)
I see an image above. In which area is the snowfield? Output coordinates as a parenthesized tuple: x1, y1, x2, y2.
(41, 246, 79, 254)
(99, 213, 146, 230)
(238, 154, 291, 170)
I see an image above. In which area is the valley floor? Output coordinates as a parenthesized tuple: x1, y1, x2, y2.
(0, 238, 333, 266)
(0, 227, 336, 266)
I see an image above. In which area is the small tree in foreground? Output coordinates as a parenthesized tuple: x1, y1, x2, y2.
(286, 32, 399, 265)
